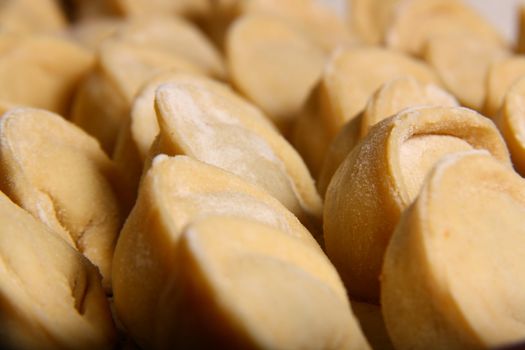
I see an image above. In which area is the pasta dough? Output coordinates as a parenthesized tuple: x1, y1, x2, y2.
(226, 14, 325, 134)
(0, 108, 124, 291)
(496, 76, 525, 176)
(152, 75, 322, 240)
(0, 33, 94, 116)
(382, 151, 525, 349)
(386, 0, 505, 56)
(113, 155, 328, 347)
(0, 0, 66, 34)
(324, 106, 510, 301)
(293, 47, 440, 178)
(483, 56, 525, 117)
(71, 40, 202, 153)
(112, 71, 189, 196)
(0, 192, 115, 349)
(318, 77, 457, 196)
(149, 216, 369, 349)
(424, 34, 508, 110)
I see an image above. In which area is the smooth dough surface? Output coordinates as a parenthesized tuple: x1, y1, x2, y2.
(385, 0, 505, 56)
(293, 47, 440, 178)
(324, 106, 510, 301)
(239, 0, 356, 53)
(226, 14, 325, 133)
(151, 216, 370, 349)
(0, 34, 94, 116)
(318, 77, 457, 196)
(424, 34, 509, 110)
(0, 0, 66, 34)
(349, 0, 402, 45)
(153, 75, 322, 238)
(110, 16, 225, 79)
(113, 155, 324, 347)
(112, 71, 199, 197)
(483, 56, 525, 118)
(71, 40, 202, 153)
(382, 152, 525, 349)
(496, 76, 525, 175)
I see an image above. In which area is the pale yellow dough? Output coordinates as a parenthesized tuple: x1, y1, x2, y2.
(111, 16, 226, 80)
(162, 216, 370, 349)
(201, 0, 356, 52)
(226, 14, 326, 134)
(112, 71, 191, 197)
(483, 56, 525, 118)
(71, 40, 203, 153)
(496, 76, 525, 176)
(0, 192, 115, 349)
(70, 0, 209, 20)
(152, 75, 323, 240)
(69, 16, 226, 81)
(71, 16, 223, 153)
(68, 18, 123, 51)
(112, 155, 339, 348)
(238, 0, 356, 53)
(385, 0, 505, 56)
(424, 34, 509, 110)
(0, 33, 94, 116)
(0, 0, 66, 34)
(0, 108, 124, 291)
(324, 106, 511, 301)
(382, 151, 525, 349)
(293, 47, 440, 178)
(318, 77, 458, 196)
(349, 0, 402, 45)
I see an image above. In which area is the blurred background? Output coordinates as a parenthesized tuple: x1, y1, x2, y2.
(323, 0, 523, 42)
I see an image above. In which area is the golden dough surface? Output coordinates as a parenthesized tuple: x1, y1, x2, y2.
(386, 0, 505, 56)
(153, 75, 322, 237)
(226, 14, 325, 131)
(293, 47, 440, 178)
(497, 76, 525, 175)
(150, 155, 317, 246)
(324, 106, 510, 301)
(112, 71, 199, 197)
(0, 192, 115, 350)
(2, 1, 525, 348)
(113, 155, 323, 347)
(0, 34, 94, 116)
(318, 77, 458, 196)
(0, 108, 123, 291)
(349, 0, 401, 45)
(239, 0, 355, 52)
(484, 56, 525, 117)
(0, 0, 66, 34)
(151, 216, 369, 349)
(71, 40, 202, 153)
(110, 16, 225, 79)
(398, 134, 473, 199)
(382, 152, 525, 349)
(322, 47, 440, 132)
(424, 34, 508, 110)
